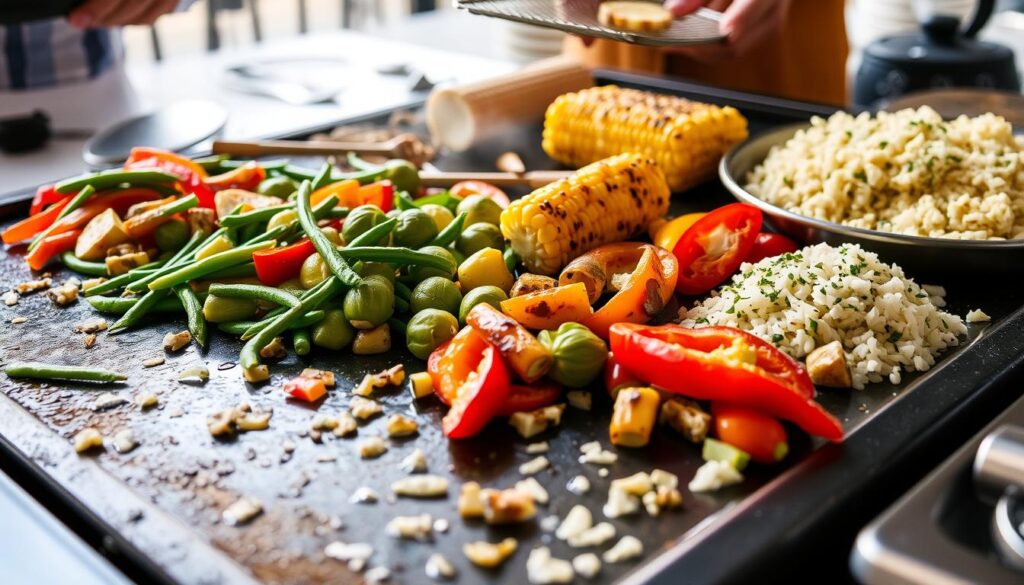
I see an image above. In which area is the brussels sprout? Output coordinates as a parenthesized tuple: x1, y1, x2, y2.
(455, 223, 504, 257)
(406, 245, 457, 283)
(343, 275, 394, 329)
(267, 208, 298, 232)
(383, 159, 421, 194)
(202, 295, 258, 323)
(421, 204, 455, 231)
(458, 285, 508, 326)
(312, 309, 355, 350)
(320, 226, 343, 246)
(299, 253, 330, 289)
(257, 176, 298, 199)
(343, 204, 387, 244)
(394, 208, 439, 248)
(456, 194, 502, 227)
(537, 323, 608, 388)
(154, 218, 189, 252)
(279, 278, 305, 294)
(411, 276, 462, 315)
(358, 262, 396, 284)
(458, 247, 514, 293)
(406, 309, 459, 360)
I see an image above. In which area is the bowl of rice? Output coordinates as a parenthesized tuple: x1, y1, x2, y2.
(720, 106, 1024, 274)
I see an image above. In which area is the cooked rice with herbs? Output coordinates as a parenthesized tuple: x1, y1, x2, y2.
(678, 243, 967, 389)
(746, 107, 1024, 239)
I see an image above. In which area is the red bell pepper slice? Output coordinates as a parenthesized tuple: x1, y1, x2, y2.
(603, 352, 643, 395)
(30, 184, 67, 216)
(427, 327, 511, 439)
(284, 375, 327, 403)
(204, 162, 266, 192)
(496, 382, 563, 416)
(25, 229, 80, 271)
(609, 323, 841, 442)
(712, 403, 790, 464)
(252, 239, 315, 286)
(358, 180, 394, 213)
(2, 196, 72, 244)
(125, 147, 215, 209)
(672, 203, 762, 295)
(744, 232, 799, 264)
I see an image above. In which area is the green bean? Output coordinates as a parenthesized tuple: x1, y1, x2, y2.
(108, 289, 171, 333)
(348, 217, 397, 247)
(208, 283, 300, 307)
(148, 241, 275, 291)
(238, 271, 343, 340)
(55, 185, 96, 221)
(395, 191, 417, 211)
(240, 277, 342, 369)
(393, 280, 412, 301)
(311, 162, 334, 190)
(388, 317, 408, 336)
(296, 181, 360, 286)
(194, 154, 230, 171)
(86, 295, 186, 315)
(346, 152, 379, 173)
(201, 262, 257, 280)
(280, 164, 385, 185)
(83, 264, 164, 297)
(293, 329, 312, 356)
(427, 212, 466, 247)
(415, 191, 463, 212)
(60, 251, 107, 276)
(174, 285, 208, 349)
(55, 169, 179, 194)
(220, 204, 293, 228)
(245, 225, 287, 245)
(504, 247, 518, 274)
(336, 246, 456, 272)
(217, 310, 325, 335)
(151, 193, 199, 218)
(123, 228, 217, 294)
(5, 362, 126, 383)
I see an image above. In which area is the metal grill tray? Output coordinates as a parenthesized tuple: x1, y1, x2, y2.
(1, 70, 1023, 585)
(456, 0, 726, 47)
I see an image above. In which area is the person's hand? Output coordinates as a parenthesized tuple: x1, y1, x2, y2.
(664, 0, 790, 61)
(69, 0, 180, 28)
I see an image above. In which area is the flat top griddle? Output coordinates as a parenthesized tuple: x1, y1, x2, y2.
(1, 70, 1022, 585)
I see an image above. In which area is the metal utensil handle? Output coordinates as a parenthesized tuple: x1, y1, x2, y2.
(212, 139, 396, 158)
(974, 425, 1024, 500)
(420, 170, 574, 189)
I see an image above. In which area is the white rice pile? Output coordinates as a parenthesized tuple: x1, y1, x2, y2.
(745, 107, 1024, 239)
(678, 243, 967, 389)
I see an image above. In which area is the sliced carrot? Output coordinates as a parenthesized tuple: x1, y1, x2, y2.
(2, 197, 72, 244)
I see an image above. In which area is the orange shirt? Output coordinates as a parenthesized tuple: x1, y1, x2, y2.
(564, 1, 848, 106)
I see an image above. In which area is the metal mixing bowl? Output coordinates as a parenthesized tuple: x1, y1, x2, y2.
(719, 123, 1024, 275)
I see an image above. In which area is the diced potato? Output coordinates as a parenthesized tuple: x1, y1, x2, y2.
(500, 283, 593, 330)
(105, 251, 150, 276)
(214, 188, 283, 220)
(195, 234, 233, 260)
(76, 209, 130, 261)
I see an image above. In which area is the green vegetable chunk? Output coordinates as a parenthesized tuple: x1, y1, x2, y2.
(5, 362, 126, 383)
(456, 194, 502, 227)
(383, 159, 421, 194)
(300, 253, 331, 289)
(312, 309, 356, 350)
(456, 223, 504, 257)
(202, 295, 259, 323)
(406, 245, 458, 283)
(702, 438, 750, 471)
(342, 204, 388, 245)
(458, 285, 508, 326)
(258, 176, 298, 198)
(154, 219, 189, 252)
(537, 323, 608, 388)
(405, 309, 459, 360)
(394, 208, 439, 248)
(343, 275, 394, 329)
(411, 276, 462, 315)
(420, 204, 454, 231)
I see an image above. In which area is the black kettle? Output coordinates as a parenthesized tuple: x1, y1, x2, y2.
(853, 0, 1020, 107)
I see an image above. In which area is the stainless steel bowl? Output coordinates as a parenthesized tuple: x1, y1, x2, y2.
(719, 123, 1024, 275)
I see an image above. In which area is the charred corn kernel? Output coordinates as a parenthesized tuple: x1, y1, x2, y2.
(609, 387, 660, 447)
(408, 372, 434, 399)
(500, 153, 670, 275)
(353, 324, 390, 355)
(543, 86, 748, 192)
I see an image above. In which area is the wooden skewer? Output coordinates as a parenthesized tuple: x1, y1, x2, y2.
(211, 133, 435, 166)
(419, 170, 574, 189)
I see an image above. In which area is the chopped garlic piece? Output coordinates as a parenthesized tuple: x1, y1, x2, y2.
(482, 487, 537, 524)
(408, 372, 433, 399)
(458, 482, 484, 518)
(358, 437, 387, 459)
(463, 537, 517, 568)
(385, 413, 418, 437)
(222, 496, 262, 526)
(350, 487, 379, 504)
(385, 514, 433, 540)
(540, 515, 560, 532)
(525, 441, 549, 454)
(400, 448, 428, 473)
(391, 475, 448, 498)
(163, 330, 191, 352)
(425, 553, 457, 580)
(301, 368, 335, 386)
(568, 522, 616, 548)
(364, 566, 390, 583)
(333, 412, 358, 437)
(134, 392, 158, 409)
(602, 535, 643, 563)
(509, 404, 565, 439)
(83, 334, 97, 348)
(47, 282, 79, 306)
(650, 469, 678, 490)
(573, 553, 601, 579)
(312, 415, 339, 431)
(526, 547, 574, 584)
(15, 278, 50, 295)
(112, 429, 138, 454)
(2, 291, 18, 306)
(612, 472, 653, 496)
(518, 455, 549, 476)
(515, 477, 549, 505)
(578, 441, 618, 465)
(566, 475, 591, 495)
(93, 392, 127, 411)
(142, 357, 165, 368)
(350, 396, 383, 420)
(74, 318, 107, 334)
(325, 541, 374, 571)
(556, 505, 592, 541)
(566, 390, 592, 411)
(602, 485, 640, 519)
(688, 460, 744, 493)
(966, 308, 991, 323)
(73, 428, 103, 453)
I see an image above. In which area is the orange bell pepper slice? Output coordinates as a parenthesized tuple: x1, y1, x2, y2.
(2, 196, 72, 244)
(499, 282, 593, 331)
(284, 375, 327, 402)
(125, 147, 207, 179)
(559, 243, 679, 338)
(310, 179, 360, 208)
(26, 229, 80, 271)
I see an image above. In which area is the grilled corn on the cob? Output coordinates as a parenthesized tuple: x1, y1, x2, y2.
(542, 86, 748, 192)
(500, 153, 670, 276)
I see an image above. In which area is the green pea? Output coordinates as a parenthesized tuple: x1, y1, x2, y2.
(405, 309, 458, 360)
(343, 275, 394, 329)
(456, 223, 504, 257)
(312, 308, 355, 350)
(383, 159, 421, 194)
(458, 285, 508, 326)
(406, 245, 457, 283)
(359, 262, 396, 284)
(343, 205, 387, 244)
(411, 276, 462, 315)
(456, 194, 502, 226)
(394, 208, 439, 249)
(154, 218, 189, 253)
(299, 253, 331, 289)
(267, 209, 298, 232)
(257, 176, 298, 199)
(421, 204, 454, 231)
(202, 295, 259, 323)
